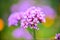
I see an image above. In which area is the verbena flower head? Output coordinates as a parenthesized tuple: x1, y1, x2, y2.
(8, 6, 46, 30)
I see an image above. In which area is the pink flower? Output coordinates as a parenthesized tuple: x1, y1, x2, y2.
(8, 6, 46, 30)
(11, 0, 33, 12)
(24, 6, 46, 30)
(12, 28, 33, 40)
(40, 6, 56, 19)
(8, 12, 23, 26)
(55, 33, 60, 40)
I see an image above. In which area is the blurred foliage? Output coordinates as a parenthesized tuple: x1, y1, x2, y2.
(50, 0, 60, 15)
(0, 0, 18, 18)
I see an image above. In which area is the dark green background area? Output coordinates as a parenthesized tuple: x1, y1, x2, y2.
(0, 0, 60, 40)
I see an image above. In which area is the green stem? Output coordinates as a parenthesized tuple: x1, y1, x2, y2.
(33, 29, 36, 40)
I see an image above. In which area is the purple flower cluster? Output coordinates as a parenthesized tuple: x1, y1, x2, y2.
(8, 6, 46, 30)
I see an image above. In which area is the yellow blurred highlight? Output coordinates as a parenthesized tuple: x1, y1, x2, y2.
(42, 17, 54, 28)
(0, 19, 4, 31)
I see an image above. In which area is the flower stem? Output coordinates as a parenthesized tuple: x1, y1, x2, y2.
(33, 29, 36, 40)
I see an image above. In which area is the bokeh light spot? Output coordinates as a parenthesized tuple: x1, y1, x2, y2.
(42, 17, 54, 28)
(0, 19, 4, 31)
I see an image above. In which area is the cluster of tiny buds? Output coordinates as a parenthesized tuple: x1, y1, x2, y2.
(8, 6, 46, 30)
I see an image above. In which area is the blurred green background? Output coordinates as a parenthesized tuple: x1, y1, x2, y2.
(0, 0, 60, 40)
